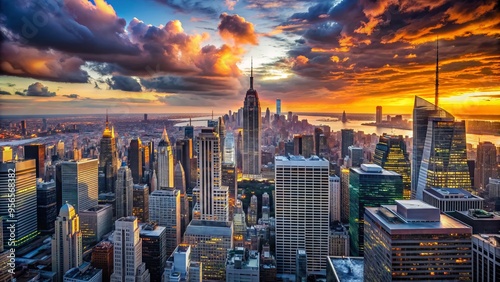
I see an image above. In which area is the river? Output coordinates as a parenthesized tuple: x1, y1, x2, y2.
(173, 115, 500, 147)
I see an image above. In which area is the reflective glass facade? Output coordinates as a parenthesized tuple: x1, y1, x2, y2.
(349, 166, 403, 256)
(374, 134, 411, 199)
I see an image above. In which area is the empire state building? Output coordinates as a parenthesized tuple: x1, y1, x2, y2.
(242, 62, 261, 178)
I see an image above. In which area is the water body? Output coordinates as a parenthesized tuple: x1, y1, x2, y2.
(173, 115, 500, 147)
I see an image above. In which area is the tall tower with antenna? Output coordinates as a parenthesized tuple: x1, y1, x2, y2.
(242, 58, 262, 178)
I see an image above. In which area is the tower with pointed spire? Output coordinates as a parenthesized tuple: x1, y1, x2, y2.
(242, 58, 262, 178)
(99, 111, 118, 194)
(157, 127, 174, 188)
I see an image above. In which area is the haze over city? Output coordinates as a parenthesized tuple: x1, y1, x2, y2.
(0, 0, 499, 116)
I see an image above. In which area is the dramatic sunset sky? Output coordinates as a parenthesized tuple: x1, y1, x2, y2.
(0, 0, 499, 116)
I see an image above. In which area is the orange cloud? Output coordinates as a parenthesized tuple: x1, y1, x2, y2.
(218, 13, 258, 45)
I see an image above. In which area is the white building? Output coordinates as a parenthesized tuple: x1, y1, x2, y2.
(52, 203, 83, 281)
(60, 158, 98, 213)
(149, 189, 180, 255)
(110, 216, 150, 282)
(329, 175, 341, 222)
(158, 128, 174, 188)
(423, 188, 483, 212)
(115, 162, 134, 219)
(196, 128, 229, 222)
(223, 132, 235, 165)
(275, 155, 330, 275)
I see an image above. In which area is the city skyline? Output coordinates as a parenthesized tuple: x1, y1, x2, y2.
(0, 0, 499, 116)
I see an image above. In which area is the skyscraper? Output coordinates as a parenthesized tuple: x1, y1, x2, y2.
(98, 113, 118, 194)
(52, 203, 83, 281)
(183, 220, 233, 280)
(247, 195, 258, 226)
(115, 162, 133, 219)
(60, 159, 98, 213)
(1, 158, 38, 247)
(347, 146, 363, 167)
(224, 132, 235, 165)
(196, 128, 229, 222)
(364, 200, 472, 280)
(275, 155, 329, 275)
(412, 96, 457, 199)
(133, 184, 149, 223)
(158, 128, 174, 188)
(175, 138, 193, 192)
(415, 111, 471, 200)
(129, 138, 143, 184)
(37, 179, 57, 234)
(340, 166, 350, 223)
(329, 175, 341, 223)
(140, 222, 167, 282)
(149, 189, 180, 255)
(24, 144, 45, 179)
(242, 62, 262, 178)
(375, 106, 382, 124)
(91, 241, 114, 281)
(80, 205, 113, 249)
(474, 141, 498, 190)
(276, 99, 281, 115)
(373, 134, 411, 199)
(341, 129, 354, 159)
(301, 135, 314, 158)
(174, 161, 189, 238)
(349, 164, 403, 256)
(110, 216, 150, 282)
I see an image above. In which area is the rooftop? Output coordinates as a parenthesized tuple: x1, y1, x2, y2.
(328, 256, 364, 282)
(64, 263, 102, 281)
(425, 188, 483, 200)
(184, 220, 233, 236)
(350, 166, 400, 177)
(226, 248, 259, 270)
(275, 154, 328, 162)
(366, 203, 472, 234)
(139, 223, 166, 237)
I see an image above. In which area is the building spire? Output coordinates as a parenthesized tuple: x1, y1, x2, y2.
(161, 126, 170, 145)
(435, 36, 439, 110)
(250, 57, 254, 90)
(105, 109, 109, 128)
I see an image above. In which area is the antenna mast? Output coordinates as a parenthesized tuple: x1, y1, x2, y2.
(250, 57, 254, 90)
(435, 37, 439, 110)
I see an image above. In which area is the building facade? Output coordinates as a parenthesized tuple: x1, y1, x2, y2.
(98, 115, 118, 194)
(140, 223, 167, 282)
(52, 204, 83, 281)
(158, 128, 174, 188)
(110, 216, 150, 282)
(275, 155, 329, 275)
(133, 184, 149, 223)
(373, 134, 411, 199)
(149, 189, 180, 255)
(364, 200, 472, 281)
(115, 162, 133, 219)
(242, 66, 262, 178)
(472, 234, 500, 282)
(79, 205, 113, 249)
(423, 188, 484, 212)
(349, 164, 403, 256)
(60, 159, 99, 213)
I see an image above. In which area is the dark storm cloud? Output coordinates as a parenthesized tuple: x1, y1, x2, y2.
(1, 1, 247, 84)
(0, 0, 139, 55)
(0, 42, 89, 83)
(107, 76, 142, 92)
(23, 82, 56, 97)
(141, 75, 239, 95)
(63, 94, 80, 99)
(0, 90, 11, 95)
